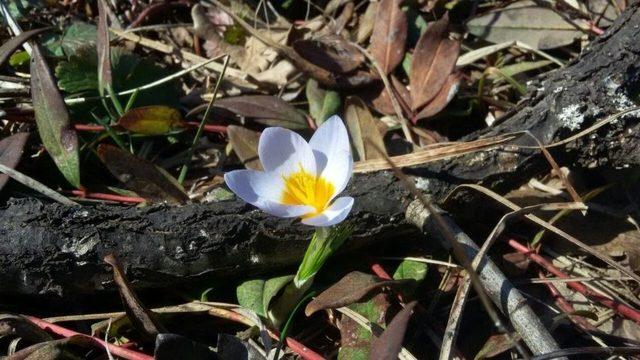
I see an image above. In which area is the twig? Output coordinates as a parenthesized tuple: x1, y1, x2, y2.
(529, 346, 640, 360)
(353, 134, 515, 173)
(439, 202, 583, 359)
(508, 239, 640, 323)
(406, 200, 563, 358)
(368, 139, 544, 358)
(0, 163, 78, 206)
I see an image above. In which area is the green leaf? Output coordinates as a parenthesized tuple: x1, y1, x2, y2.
(295, 226, 352, 288)
(237, 279, 266, 317)
(393, 260, 428, 282)
(30, 44, 81, 188)
(0, 28, 48, 68)
(56, 45, 178, 109)
(60, 22, 98, 56)
(237, 275, 295, 320)
(262, 275, 295, 316)
(306, 78, 340, 125)
(9, 51, 29, 67)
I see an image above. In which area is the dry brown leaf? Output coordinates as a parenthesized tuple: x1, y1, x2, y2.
(369, 301, 417, 360)
(369, 75, 411, 116)
(305, 271, 406, 316)
(356, 1, 378, 44)
(345, 96, 387, 161)
(97, 144, 189, 204)
(227, 125, 262, 170)
(369, 0, 407, 74)
(0, 133, 29, 193)
(293, 34, 364, 74)
(413, 71, 461, 123)
(410, 14, 460, 111)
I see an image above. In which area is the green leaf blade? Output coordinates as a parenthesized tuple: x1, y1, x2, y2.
(30, 44, 81, 188)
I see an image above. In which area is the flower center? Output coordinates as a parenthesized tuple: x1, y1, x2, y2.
(281, 166, 335, 215)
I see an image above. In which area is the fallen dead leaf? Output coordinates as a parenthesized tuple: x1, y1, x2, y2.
(227, 125, 262, 170)
(305, 271, 407, 316)
(410, 14, 460, 111)
(369, 0, 407, 74)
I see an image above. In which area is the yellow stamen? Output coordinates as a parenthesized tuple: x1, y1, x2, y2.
(281, 166, 334, 215)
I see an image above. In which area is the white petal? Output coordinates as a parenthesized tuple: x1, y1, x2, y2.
(309, 116, 353, 196)
(301, 196, 354, 227)
(224, 170, 314, 218)
(258, 127, 316, 176)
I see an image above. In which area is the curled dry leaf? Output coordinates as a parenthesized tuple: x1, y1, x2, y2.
(305, 271, 407, 316)
(293, 34, 365, 74)
(97, 144, 189, 204)
(369, 301, 417, 360)
(413, 71, 461, 123)
(369, 0, 407, 74)
(226, 125, 262, 170)
(214, 95, 308, 129)
(344, 96, 387, 161)
(117, 106, 185, 135)
(30, 43, 81, 188)
(0, 132, 29, 192)
(410, 14, 460, 111)
(104, 254, 167, 340)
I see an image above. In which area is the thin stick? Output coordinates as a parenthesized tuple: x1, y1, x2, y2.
(64, 56, 226, 105)
(440, 202, 581, 359)
(366, 140, 538, 359)
(0, 163, 77, 206)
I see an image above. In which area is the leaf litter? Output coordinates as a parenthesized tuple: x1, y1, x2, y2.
(0, 0, 638, 359)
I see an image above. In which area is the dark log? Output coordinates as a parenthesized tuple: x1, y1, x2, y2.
(0, 173, 414, 295)
(2, 2, 640, 295)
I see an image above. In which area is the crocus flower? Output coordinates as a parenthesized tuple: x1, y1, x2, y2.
(224, 115, 354, 226)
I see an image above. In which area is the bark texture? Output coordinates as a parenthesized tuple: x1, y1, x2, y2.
(3, 3, 640, 295)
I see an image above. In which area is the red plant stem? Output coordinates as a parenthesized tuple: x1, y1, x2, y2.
(184, 121, 228, 133)
(508, 239, 640, 323)
(74, 124, 107, 132)
(275, 330, 326, 360)
(539, 271, 598, 332)
(74, 123, 227, 134)
(24, 316, 154, 360)
(70, 190, 146, 204)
